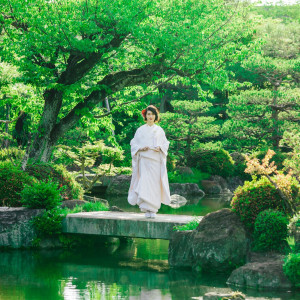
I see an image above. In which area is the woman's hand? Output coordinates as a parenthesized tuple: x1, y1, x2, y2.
(139, 147, 150, 151)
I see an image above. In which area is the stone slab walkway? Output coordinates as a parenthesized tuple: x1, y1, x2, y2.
(62, 211, 202, 240)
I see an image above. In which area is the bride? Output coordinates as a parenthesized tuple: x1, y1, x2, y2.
(127, 105, 171, 218)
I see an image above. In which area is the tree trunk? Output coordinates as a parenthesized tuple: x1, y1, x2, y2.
(28, 89, 63, 163)
(4, 103, 10, 148)
(270, 83, 282, 149)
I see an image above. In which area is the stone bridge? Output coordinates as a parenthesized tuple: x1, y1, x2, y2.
(62, 211, 202, 240)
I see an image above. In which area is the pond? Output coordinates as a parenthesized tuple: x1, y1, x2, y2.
(1, 195, 299, 300)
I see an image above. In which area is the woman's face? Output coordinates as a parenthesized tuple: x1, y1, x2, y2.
(146, 110, 155, 122)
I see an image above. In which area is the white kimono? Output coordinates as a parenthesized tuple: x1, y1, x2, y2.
(128, 124, 171, 213)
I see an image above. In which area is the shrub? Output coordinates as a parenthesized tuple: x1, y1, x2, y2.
(231, 176, 287, 230)
(31, 209, 64, 236)
(0, 147, 25, 162)
(0, 161, 36, 207)
(25, 162, 84, 200)
(20, 180, 63, 210)
(190, 148, 235, 177)
(283, 253, 300, 287)
(173, 217, 201, 231)
(253, 209, 289, 252)
(254, 149, 287, 170)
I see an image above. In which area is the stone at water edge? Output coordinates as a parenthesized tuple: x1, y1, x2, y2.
(106, 175, 131, 195)
(169, 194, 187, 208)
(203, 291, 245, 300)
(61, 200, 87, 209)
(169, 183, 205, 196)
(227, 252, 293, 290)
(200, 180, 222, 194)
(169, 208, 249, 272)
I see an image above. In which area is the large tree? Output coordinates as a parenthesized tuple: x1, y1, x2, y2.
(222, 19, 300, 151)
(0, 0, 255, 163)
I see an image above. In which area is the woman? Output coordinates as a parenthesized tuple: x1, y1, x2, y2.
(128, 105, 171, 218)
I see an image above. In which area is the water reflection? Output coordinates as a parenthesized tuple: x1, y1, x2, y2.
(0, 239, 299, 300)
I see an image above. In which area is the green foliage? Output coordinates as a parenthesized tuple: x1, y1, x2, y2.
(173, 217, 201, 231)
(25, 162, 84, 200)
(160, 100, 220, 166)
(0, 161, 35, 207)
(254, 149, 287, 170)
(280, 130, 300, 181)
(0, 147, 25, 162)
(168, 168, 210, 185)
(59, 201, 109, 215)
(253, 209, 289, 252)
(283, 253, 300, 287)
(191, 148, 235, 177)
(31, 209, 64, 237)
(20, 180, 63, 210)
(231, 176, 287, 231)
(230, 152, 252, 181)
(54, 140, 124, 193)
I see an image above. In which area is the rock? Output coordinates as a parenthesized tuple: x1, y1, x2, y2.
(176, 166, 194, 175)
(169, 209, 249, 272)
(169, 231, 195, 268)
(83, 195, 109, 206)
(110, 206, 124, 212)
(0, 207, 44, 248)
(192, 209, 249, 272)
(170, 194, 188, 208)
(105, 175, 131, 195)
(226, 176, 244, 194)
(200, 180, 223, 194)
(227, 252, 292, 290)
(61, 200, 87, 209)
(209, 175, 229, 190)
(203, 291, 245, 300)
(170, 183, 205, 197)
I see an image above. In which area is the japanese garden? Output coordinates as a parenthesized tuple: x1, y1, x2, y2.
(0, 0, 299, 299)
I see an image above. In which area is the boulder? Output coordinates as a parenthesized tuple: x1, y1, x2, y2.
(227, 252, 292, 290)
(170, 183, 205, 197)
(61, 200, 87, 209)
(0, 207, 44, 248)
(226, 176, 244, 194)
(168, 231, 194, 268)
(176, 166, 194, 175)
(209, 175, 229, 190)
(83, 195, 109, 206)
(203, 291, 245, 300)
(200, 180, 222, 194)
(170, 194, 188, 208)
(169, 209, 249, 272)
(105, 175, 131, 195)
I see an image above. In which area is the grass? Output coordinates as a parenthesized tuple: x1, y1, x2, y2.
(59, 201, 109, 215)
(173, 217, 201, 231)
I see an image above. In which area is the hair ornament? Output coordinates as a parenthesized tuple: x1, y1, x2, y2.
(141, 109, 147, 118)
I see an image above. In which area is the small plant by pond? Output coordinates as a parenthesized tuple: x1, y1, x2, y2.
(283, 253, 300, 288)
(173, 217, 201, 231)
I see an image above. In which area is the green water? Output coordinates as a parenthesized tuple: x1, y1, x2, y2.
(1, 196, 299, 299)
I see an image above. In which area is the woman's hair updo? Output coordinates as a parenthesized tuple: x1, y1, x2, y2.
(141, 105, 160, 122)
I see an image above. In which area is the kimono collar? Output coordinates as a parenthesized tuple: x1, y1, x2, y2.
(146, 123, 156, 127)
